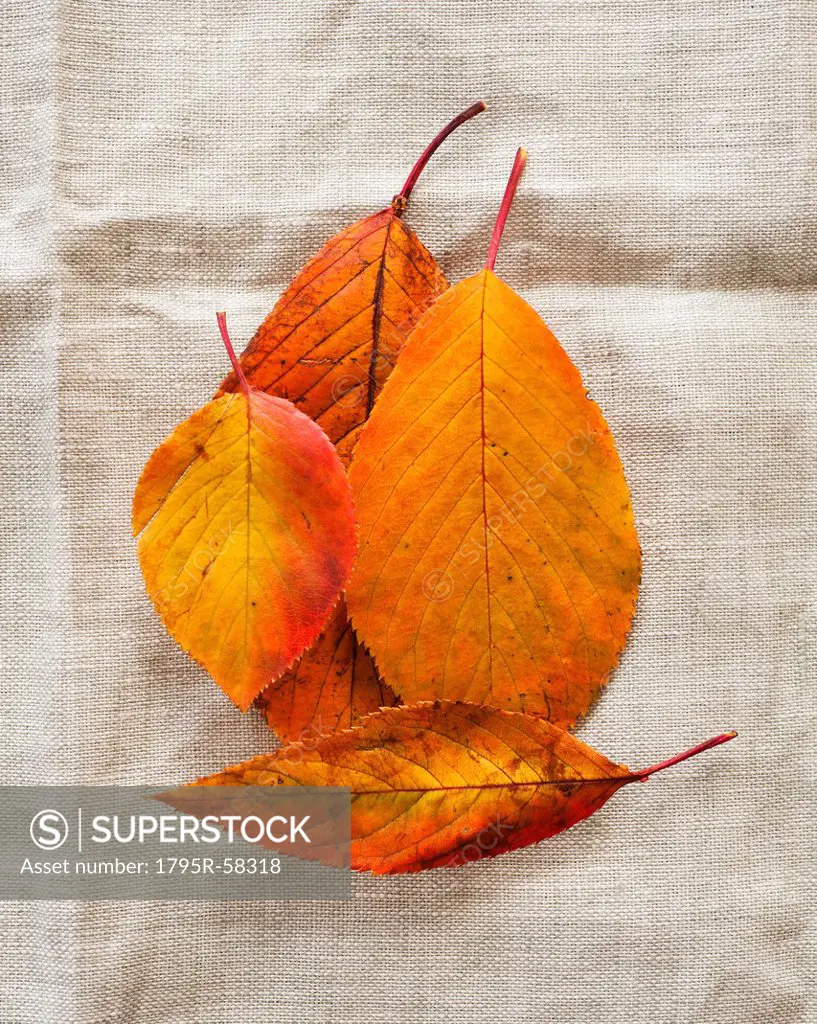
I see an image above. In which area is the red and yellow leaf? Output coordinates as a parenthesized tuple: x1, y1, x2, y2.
(133, 315, 357, 710)
(347, 150, 641, 728)
(222, 104, 485, 738)
(192, 701, 736, 874)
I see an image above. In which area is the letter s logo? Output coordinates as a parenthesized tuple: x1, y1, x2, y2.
(30, 809, 69, 850)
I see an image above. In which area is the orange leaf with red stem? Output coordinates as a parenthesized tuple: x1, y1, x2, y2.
(133, 314, 357, 710)
(347, 149, 642, 728)
(221, 104, 486, 740)
(217, 101, 485, 461)
(190, 701, 736, 874)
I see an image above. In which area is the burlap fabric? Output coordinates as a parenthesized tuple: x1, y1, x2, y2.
(1, 1, 814, 1021)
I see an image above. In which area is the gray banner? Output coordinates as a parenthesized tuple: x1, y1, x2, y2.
(0, 786, 351, 900)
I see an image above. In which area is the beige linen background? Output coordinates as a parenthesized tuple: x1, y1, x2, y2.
(1, 1, 815, 1022)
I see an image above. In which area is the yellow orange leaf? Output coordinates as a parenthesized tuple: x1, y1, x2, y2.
(255, 598, 399, 744)
(220, 104, 485, 739)
(347, 150, 641, 727)
(191, 701, 736, 874)
(133, 315, 357, 711)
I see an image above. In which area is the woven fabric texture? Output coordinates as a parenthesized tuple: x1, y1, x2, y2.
(1, 1, 815, 1022)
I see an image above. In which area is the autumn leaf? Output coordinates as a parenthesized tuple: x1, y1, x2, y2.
(255, 601, 399, 744)
(218, 101, 486, 463)
(132, 313, 357, 711)
(347, 149, 641, 728)
(221, 103, 485, 739)
(191, 701, 736, 874)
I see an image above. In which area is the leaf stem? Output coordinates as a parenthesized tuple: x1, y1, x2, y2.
(635, 731, 737, 781)
(216, 311, 249, 395)
(485, 147, 527, 272)
(395, 101, 487, 212)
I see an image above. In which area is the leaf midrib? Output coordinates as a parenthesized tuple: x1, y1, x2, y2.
(251, 775, 631, 795)
(365, 215, 393, 415)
